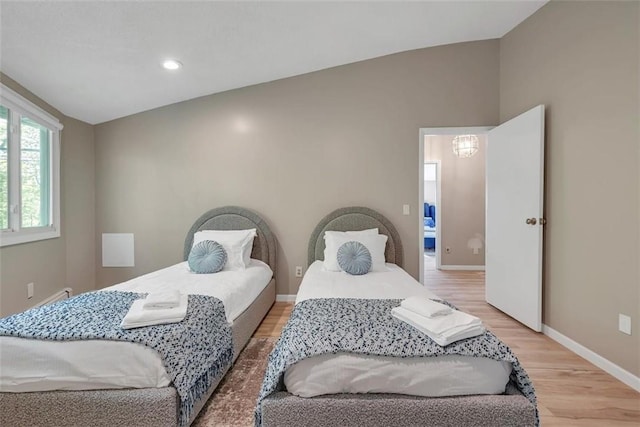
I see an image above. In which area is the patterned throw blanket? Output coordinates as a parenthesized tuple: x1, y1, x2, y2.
(0, 291, 233, 427)
(256, 298, 538, 426)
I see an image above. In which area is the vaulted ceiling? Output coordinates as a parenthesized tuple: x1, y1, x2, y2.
(0, 1, 546, 124)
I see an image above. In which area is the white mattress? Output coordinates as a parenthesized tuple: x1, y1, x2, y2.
(286, 261, 511, 398)
(0, 260, 272, 393)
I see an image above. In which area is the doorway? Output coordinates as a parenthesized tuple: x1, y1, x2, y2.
(418, 127, 491, 285)
(419, 106, 545, 331)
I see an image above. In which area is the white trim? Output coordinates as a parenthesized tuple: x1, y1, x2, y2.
(434, 160, 442, 270)
(418, 131, 425, 285)
(420, 126, 492, 136)
(276, 294, 296, 302)
(0, 84, 62, 247)
(542, 324, 640, 392)
(33, 287, 73, 308)
(0, 228, 60, 246)
(0, 83, 63, 131)
(51, 131, 61, 235)
(439, 265, 485, 271)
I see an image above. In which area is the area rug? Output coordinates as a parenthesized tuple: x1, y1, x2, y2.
(192, 337, 277, 427)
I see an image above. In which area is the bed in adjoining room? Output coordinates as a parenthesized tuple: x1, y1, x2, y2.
(256, 206, 537, 427)
(0, 206, 277, 427)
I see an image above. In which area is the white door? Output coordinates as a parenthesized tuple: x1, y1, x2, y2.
(486, 105, 545, 331)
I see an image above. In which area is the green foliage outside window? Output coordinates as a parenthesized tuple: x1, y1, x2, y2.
(0, 105, 50, 230)
(21, 117, 50, 228)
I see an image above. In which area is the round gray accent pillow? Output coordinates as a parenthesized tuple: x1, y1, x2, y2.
(337, 241, 372, 275)
(188, 240, 227, 274)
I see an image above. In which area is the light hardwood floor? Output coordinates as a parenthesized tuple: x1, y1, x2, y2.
(254, 301, 292, 338)
(253, 267, 640, 426)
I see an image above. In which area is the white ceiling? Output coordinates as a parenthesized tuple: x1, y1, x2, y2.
(1, 1, 546, 125)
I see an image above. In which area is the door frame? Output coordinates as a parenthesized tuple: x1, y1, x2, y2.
(418, 126, 493, 285)
(423, 160, 441, 270)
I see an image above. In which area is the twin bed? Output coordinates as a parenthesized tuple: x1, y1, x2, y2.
(0, 206, 277, 427)
(0, 206, 537, 427)
(257, 207, 537, 427)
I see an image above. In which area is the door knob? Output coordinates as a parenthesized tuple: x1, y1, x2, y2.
(526, 218, 537, 225)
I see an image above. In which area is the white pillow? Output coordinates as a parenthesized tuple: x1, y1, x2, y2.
(324, 228, 379, 238)
(323, 231, 387, 272)
(192, 229, 256, 270)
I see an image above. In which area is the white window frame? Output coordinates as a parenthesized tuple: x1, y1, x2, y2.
(0, 83, 63, 247)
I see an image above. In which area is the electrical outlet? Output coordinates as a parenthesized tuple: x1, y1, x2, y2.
(445, 247, 451, 254)
(619, 314, 632, 335)
(295, 266, 303, 277)
(27, 282, 34, 299)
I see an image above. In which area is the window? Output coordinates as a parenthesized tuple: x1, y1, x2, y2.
(0, 83, 62, 247)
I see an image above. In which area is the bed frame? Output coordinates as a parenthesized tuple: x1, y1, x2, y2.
(261, 206, 536, 427)
(0, 206, 277, 427)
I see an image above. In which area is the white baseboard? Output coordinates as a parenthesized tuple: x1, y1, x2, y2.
(276, 294, 296, 302)
(542, 324, 640, 392)
(33, 287, 73, 308)
(439, 265, 485, 271)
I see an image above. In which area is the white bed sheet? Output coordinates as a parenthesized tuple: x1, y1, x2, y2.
(106, 259, 272, 323)
(0, 260, 272, 393)
(295, 261, 439, 303)
(286, 261, 511, 398)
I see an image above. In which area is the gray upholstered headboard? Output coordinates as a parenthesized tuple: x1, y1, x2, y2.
(184, 206, 276, 276)
(308, 206, 403, 267)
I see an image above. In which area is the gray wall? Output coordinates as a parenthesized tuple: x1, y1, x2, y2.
(500, 1, 639, 376)
(425, 134, 486, 267)
(94, 40, 500, 294)
(3, 0, 636, 379)
(0, 73, 96, 316)
(63, 118, 96, 297)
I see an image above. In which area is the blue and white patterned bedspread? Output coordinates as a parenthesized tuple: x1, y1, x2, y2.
(0, 291, 233, 427)
(255, 298, 538, 426)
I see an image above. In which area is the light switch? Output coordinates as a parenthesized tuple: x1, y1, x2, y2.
(402, 204, 410, 215)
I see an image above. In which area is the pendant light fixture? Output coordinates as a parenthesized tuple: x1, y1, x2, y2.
(452, 134, 479, 158)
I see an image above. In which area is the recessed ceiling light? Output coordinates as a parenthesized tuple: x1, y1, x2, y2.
(162, 59, 182, 70)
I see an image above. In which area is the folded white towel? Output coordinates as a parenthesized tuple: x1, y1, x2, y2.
(143, 290, 182, 310)
(121, 295, 188, 330)
(395, 306, 481, 335)
(391, 306, 485, 346)
(401, 296, 452, 318)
